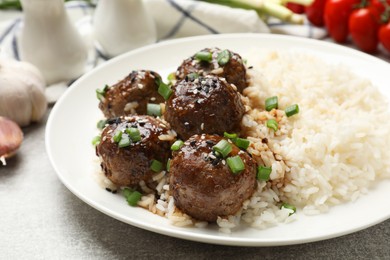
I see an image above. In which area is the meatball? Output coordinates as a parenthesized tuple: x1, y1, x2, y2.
(164, 75, 245, 140)
(96, 115, 171, 187)
(176, 47, 247, 92)
(98, 70, 164, 118)
(169, 134, 257, 222)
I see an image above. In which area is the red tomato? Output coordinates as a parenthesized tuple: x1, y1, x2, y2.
(369, 0, 390, 23)
(379, 22, 390, 53)
(305, 0, 327, 26)
(286, 2, 305, 14)
(324, 0, 359, 43)
(349, 8, 379, 53)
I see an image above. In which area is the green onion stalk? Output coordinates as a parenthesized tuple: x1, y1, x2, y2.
(0, 0, 95, 10)
(200, 0, 314, 24)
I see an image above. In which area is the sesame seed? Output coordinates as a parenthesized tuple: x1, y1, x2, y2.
(138, 84, 144, 89)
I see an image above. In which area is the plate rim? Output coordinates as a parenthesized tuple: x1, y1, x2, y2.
(46, 33, 390, 247)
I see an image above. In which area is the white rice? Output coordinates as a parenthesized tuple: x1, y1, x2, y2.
(235, 50, 390, 229)
(95, 50, 390, 233)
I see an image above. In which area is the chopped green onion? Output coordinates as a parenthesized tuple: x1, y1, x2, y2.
(281, 202, 297, 215)
(224, 132, 237, 139)
(113, 130, 123, 143)
(122, 188, 134, 198)
(96, 85, 109, 101)
(266, 119, 278, 131)
(166, 158, 171, 172)
(91, 135, 101, 146)
(123, 188, 142, 206)
(285, 104, 299, 117)
(217, 49, 231, 66)
(195, 51, 212, 62)
(126, 128, 141, 142)
(171, 140, 184, 151)
(226, 156, 245, 174)
(158, 81, 173, 100)
(150, 159, 163, 172)
(212, 139, 232, 158)
(147, 103, 162, 116)
(234, 138, 250, 150)
(168, 72, 176, 82)
(97, 119, 107, 130)
(118, 134, 131, 148)
(214, 151, 222, 158)
(187, 72, 199, 81)
(257, 166, 272, 181)
(265, 96, 278, 111)
(243, 59, 247, 65)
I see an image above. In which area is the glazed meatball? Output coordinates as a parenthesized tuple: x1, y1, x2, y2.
(169, 134, 257, 222)
(164, 75, 245, 140)
(176, 47, 247, 92)
(96, 115, 171, 187)
(98, 70, 164, 118)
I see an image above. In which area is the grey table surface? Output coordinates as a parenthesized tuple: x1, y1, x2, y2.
(1, 106, 390, 260)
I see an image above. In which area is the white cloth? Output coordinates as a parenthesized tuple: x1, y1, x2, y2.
(145, 0, 269, 39)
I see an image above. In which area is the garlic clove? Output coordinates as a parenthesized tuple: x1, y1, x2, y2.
(0, 117, 24, 163)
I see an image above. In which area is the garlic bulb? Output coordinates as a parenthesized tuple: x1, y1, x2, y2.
(0, 58, 47, 127)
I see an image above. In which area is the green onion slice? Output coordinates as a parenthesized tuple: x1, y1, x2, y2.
(187, 72, 199, 81)
(257, 166, 272, 181)
(281, 202, 297, 215)
(212, 139, 232, 158)
(158, 81, 173, 100)
(126, 128, 141, 142)
(224, 132, 237, 139)
(226, 156, 245, 174)
(217, 49, 231, 66)
(234, 138, 250, 150)
(166, 158, 171, 172)
(195, 51, 212, 62)
(266, 119, 278, 131)
(122, 188, 134, 198)
(150, 159, 163, 173)
(265, 96, 278, 111)
(123, 188, 142, 206)
(91, 135, 101, 146)
(171, 140, 184, 151)
(96, 85, 109, 101)
(167, 72, 176, 82)
(118, 134, 131, 148)
(285, 104, 299, 117)
(147, 103, 162, 117)
(97, 119, 107, 130)
(113, 130, 123, 143)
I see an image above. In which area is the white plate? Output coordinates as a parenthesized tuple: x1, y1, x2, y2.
(46, 34, 390, 246)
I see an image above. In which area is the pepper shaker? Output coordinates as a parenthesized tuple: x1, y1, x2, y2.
(19, 0, 88, 85)
(93, 0, 157, 58)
